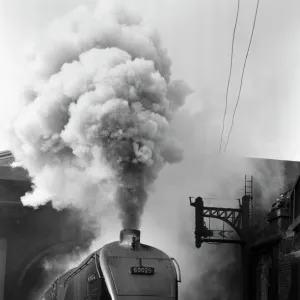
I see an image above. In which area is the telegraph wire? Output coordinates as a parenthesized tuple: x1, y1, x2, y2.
(219, 0, 241, 153)
(223, 0, 261, 152)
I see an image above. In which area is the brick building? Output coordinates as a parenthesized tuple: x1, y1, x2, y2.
(250, 174, 300, 300)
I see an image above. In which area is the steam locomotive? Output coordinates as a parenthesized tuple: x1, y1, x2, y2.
(41, 229, 181, 300)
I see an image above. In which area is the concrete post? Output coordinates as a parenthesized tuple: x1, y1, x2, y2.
(0, 238, 7, 300)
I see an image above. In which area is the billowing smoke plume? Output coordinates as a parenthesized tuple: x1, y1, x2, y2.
(8, 3, 191, 229)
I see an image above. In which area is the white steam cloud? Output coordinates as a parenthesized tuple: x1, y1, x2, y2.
(8, 3, 191, 229)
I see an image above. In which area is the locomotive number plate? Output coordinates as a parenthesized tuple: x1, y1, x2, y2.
(130, 266, 155, 275)
(88, 274, 97, 283)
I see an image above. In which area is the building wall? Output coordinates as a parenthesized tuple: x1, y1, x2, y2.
(0, 239, 7, 300)
(253, 247, 300, 300)
(292, 177, 300, 219)
(252, 174, 300, 300)
(0, 178, 95, 300)
(256, 253, 272, 300)
(277, 257, 291, 299)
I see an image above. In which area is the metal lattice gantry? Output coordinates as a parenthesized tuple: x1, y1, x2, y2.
(190, 195, 251, 247)
(202, 206, 242, 237)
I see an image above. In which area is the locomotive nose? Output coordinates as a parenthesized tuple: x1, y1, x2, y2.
(120, 229, 141, 249)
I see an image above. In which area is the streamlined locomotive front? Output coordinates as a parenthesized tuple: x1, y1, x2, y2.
(99, 229, 181, 300)
(41, 229, 181, 300)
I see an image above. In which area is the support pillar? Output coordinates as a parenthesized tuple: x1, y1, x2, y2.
(0, 238, 7, 300)
(241, 246, 249, 300)
(241, 195, 250, 300)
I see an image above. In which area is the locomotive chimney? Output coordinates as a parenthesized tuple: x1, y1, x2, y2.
(120, 229, 141, 250)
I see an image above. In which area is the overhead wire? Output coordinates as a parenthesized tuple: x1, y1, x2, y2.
(223, 0, 261, 152)
(219, 0, 241, 153)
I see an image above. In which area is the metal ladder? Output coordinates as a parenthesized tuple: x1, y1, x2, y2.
(245, 175, 253, 222)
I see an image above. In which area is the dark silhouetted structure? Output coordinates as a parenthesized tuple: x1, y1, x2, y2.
(0, 151, 94, 300)
(190, 159, 300, 300)
(249, 175, 300, 300)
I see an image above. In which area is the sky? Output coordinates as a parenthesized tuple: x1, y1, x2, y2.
(1, 1, 300, 299)
(0, 0, 300, 160)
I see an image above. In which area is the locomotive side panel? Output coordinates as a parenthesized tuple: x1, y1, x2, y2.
(56, 268, 76, 300)
(64, 254, 111, 300)
(87, 272, 111, 300)
(64, 256, 94, 300)
(87, 255, 111, 300)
